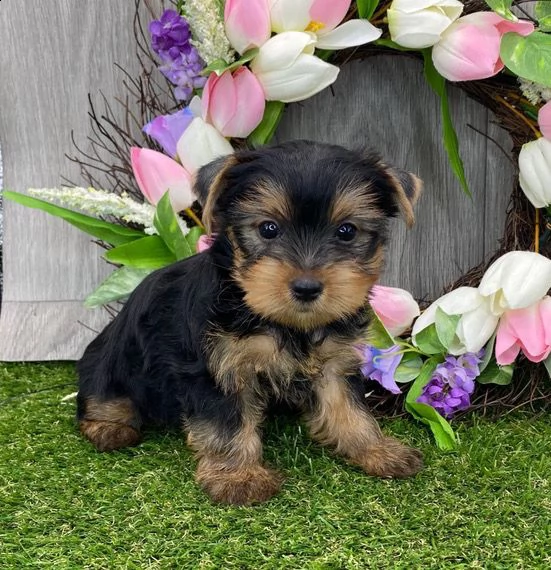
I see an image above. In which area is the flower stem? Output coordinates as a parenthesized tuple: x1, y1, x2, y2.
(184, 208, 205, 229)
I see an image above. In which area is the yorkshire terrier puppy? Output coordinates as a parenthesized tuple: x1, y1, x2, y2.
(77, 140, 423, 505)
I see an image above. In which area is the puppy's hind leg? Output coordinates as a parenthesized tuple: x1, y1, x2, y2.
(78, 396, 142, 452)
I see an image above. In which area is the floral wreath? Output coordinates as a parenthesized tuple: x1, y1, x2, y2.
(5, 0, 551, 449)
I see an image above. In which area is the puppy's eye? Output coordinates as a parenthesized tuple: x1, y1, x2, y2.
(336, 223, 357, 242)
(258, 220, 280, 239)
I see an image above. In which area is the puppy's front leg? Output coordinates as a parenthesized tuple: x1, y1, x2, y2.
(306, 374, 423, 478)
(187, 388, 282, 505)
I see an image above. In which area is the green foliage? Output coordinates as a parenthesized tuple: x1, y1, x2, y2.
(501, 31, 551, 87)
(84, 267, 152, 308)
(248, 101, 286, 148)
(536, 1, 551, 31)
(185, 225, 206, 253)
(202, 48, 259, 76)
(477, 361, 514, 385)
(365, 311, 396, 349)
(435, 307, 461, 352)
(3, 190, 145, 247)
(356, 0, 380, 19)
(484, 0, 516, 20)
(394, 352, 424, 383)
(544, 354, 551, 379)
(153, 192, 193, 259)
(413, 323, 447, 355)
(104, 235, 177, 268)
(405, 358, 457, 450)
(422, 51, 471, 197)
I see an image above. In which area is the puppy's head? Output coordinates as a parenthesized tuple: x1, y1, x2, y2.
(195, 140, 422, 330)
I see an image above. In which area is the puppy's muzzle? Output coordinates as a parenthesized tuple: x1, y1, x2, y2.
(290, 277, 324, 302)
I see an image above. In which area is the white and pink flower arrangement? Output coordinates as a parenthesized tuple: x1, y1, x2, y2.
(4, 0, 551, 448)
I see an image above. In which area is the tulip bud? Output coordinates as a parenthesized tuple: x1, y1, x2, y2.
(518, 137, 551, 208)
(224, 0, 271, 54)
(201, 68, 265, 138)
(369, 285, 420, 336)
(130, 147, 195, 213)
(143, 108, 194, 158)
(250, 31, 339, 103)
(388, 0, 464, 49)
(538, 100, 551, 140)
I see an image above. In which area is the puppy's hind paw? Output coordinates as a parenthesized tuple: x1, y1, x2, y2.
(358, 437, 423, 479)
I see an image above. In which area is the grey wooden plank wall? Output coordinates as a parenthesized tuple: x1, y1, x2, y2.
(0, 2, 514, 361)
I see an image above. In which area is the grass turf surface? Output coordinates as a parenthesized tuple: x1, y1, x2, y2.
(1, 363, 550, 569)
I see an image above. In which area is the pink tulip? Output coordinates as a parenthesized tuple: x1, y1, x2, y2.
(495, 296, 551, 365)
(369, 285, 421, 336)
(309, 0, 351, 33)
(196, 234, 217, 253)
(432, 12, 534, 81)
(224, 0, 271, 54)
(130, 147, 195, 213)
(539, 101, 551, 140)
(201, 68, 265, 138)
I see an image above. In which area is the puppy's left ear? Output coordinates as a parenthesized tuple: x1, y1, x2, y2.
(194, 154, 238, 233)
(384, 167, 423, 228)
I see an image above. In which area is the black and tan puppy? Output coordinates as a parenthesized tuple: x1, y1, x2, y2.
(77, 140, 423, 505)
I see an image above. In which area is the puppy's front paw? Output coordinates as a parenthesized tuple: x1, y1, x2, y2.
(358, 437, 423, 479)
(196, 461, 283, 505)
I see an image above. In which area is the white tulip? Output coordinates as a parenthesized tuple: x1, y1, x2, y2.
(478, 251, 551, 315)
(518, 137, 551, 208)
(388, 0, 464, 49)
(250, 32, 339, 103)
(412, 287, 499, 355)
(176, 117, 234, 175)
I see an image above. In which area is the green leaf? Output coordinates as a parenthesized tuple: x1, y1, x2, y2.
(479, 332, 496, 373)
(153, 192, 193, 259)
(544, 354, 551, 379)
(536, 1, 551, 31)
(435, 307, 460, 352)
(405, 357, 457, 450)
(477, 362, 514, 385)
(104, 235, 177, 268)
(365, 311, 396, 349)
(356, 0, 380, 19)
(422, 50, 471, 197)
(413, 323, 447, 355)
(484, 0, 516, 20)
(247, 101, 286, 148)
(3, 190, 145, 246)
(84, 267, 152, 308)
(201, 48, 259, 76)
(501, 32, 551, 87)
(185, 225, 205, 253)
(374, 38, 417, 52)
(394, 353, 424, 383)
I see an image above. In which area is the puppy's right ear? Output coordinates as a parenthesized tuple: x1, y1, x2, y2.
(194, 154, 238, 233)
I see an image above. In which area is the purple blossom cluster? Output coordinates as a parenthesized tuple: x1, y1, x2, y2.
(417, 351, 484, 418)
(149, 9, 206, 101)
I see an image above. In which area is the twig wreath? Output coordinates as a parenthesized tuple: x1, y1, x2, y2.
(5, 0, 551, 448)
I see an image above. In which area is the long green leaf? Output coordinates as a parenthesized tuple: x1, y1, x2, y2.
(84, 267, 152, 308)
(185, 225, 205, 254)
(153, 192, 193, 259)
(544, 354, 551, 379)
(201, 48, 259, 76)
(501, 32, 551, 87)
(484, 0, 516, 20)
(3, 190, 145, 246)
(422, 51, 471, 197)
(104, 235, 177, 268)
(356, 0, 380, 19)
(365, 310, 395, 349)
(536, 1, 551, 31)
(247, 101, 286, 148)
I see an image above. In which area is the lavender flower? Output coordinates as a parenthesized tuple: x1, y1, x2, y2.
(357, 344, 403, 394)
(143, 107, 194, 157)
(417, 351, 484, 418)
(149, 9, 206, 102)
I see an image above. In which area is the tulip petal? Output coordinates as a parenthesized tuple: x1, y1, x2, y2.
(310, 0, 351, 33)
(538, 101, 551, 140)
(269, 0, 313, 32)
(454, 304, 499, 355)
(390, 0, 463, 14)
(369, 285, 420, 336)
(130, 147, 195, 212)
(505, 304, 549, 362)
(519, 138, 551, 208)
(142, 108, 194, 158)
(479, 251, 551, 313)
(251, 31, 316, 73)
(314, 20, 382, 50)
(176, 118, 234, 174)
(224, 0, 271, 53)
(203, 71, 238, 134)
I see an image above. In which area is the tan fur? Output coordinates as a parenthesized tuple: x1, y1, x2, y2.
(239, 181, 292, 220)
(385, 169, 423, 228)
(79, 397, 141, 452)
(201, 155, 238, 233)
(330, 183, 383, 225)
(234, 258, 379, 330)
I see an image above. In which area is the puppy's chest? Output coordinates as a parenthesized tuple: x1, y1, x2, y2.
(205, 329, 363, 393)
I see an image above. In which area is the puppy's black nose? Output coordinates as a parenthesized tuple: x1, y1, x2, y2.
(291, 278, 324, 302)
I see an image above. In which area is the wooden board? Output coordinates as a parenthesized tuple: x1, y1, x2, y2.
(0, 6, 514, 361)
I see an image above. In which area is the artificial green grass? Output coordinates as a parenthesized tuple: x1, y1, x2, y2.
(1, 363, 550, 569)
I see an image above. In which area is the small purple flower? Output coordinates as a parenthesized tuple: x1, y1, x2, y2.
(149, 9, 192, 54)
(143, 107, 194, 157)
(417, 351, 484, 418)
(357, 344, 403, 394)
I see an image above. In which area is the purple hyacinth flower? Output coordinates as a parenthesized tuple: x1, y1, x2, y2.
(417, 351, 483, 418)
(149, 9, 192, 55)
(357, 344, 403, 394)
(143, 107, 194, 158)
